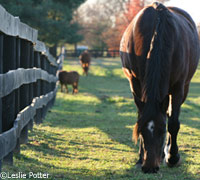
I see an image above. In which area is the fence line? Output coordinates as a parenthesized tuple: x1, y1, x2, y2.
(0, 5, 37, 43)
(0, 4, 58, 170)
(0, 87, 57, 160)
(66, 49, 120, 58)
(0, 68, 57, 98)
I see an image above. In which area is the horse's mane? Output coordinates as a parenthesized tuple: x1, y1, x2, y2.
(134, 3, 173, 140)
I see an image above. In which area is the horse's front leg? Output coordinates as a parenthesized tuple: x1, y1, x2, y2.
(165, 84, 186, 167)
(135, 137, 144, 168)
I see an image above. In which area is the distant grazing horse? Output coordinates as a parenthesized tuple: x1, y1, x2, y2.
(120, 2, 199, 173)
(79, 50, 91, 75)
(58, 70, 79, 94)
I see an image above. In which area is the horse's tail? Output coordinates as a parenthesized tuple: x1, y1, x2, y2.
(135, 3, 172, 138)
(142, 2, 171, 102)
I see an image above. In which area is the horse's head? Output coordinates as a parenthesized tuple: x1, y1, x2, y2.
(133, 95, 169, 173)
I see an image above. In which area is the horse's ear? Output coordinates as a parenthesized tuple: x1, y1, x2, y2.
(134, 95, 145, 111)
(160, 95, 169, 113)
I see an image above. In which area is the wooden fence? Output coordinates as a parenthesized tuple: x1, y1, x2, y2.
(66, 49, 120, 58)
(0, 5, 59, 170)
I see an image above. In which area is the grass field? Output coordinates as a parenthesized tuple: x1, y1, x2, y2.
(2, 57, 200, 180)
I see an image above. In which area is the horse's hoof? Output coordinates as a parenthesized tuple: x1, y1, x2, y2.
(162, 157, 167, 166)
(135, 162, 142, 169)
(166, 156, 182, 167)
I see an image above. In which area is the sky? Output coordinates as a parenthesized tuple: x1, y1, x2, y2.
(165, 0, 200, 24)
(84, 0, 200, 24)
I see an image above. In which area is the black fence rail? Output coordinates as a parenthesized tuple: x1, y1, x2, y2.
(66, 49, 120, 58)
(0, 5, 58, 170)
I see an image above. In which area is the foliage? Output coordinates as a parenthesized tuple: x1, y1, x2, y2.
(76, 0, 171, 50)
(75, 3, 111, 50)
(0, 0, 85, 47)
(102, 0, 171, 50)
(2, 57, 200, 179)
(76, 0, 143, 50)
(103, 0, 145, 50)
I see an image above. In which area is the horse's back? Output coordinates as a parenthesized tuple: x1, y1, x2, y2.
(120, 3, 199, 86)
(59, 70, 79, 85)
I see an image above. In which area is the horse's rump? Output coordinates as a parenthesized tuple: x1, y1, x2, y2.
(120, 2, 199, 138)
(120, 2, 199, 173)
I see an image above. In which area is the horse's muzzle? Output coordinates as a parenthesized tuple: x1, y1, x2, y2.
(142, 166, 159, 173)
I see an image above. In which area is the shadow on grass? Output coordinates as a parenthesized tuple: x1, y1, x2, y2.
(12, 133, 198, 180)
(47, 97, 136, 149)
(46, 59, 200, 179)
(180, 82, 200, 131)
(44, 94, 199, 179)
(6, 58, 198, 180)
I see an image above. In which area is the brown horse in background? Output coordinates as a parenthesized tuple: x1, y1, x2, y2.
(79, 50, 91, 76)
(120, 2, 199, 173)
(58, 70, 79, 94)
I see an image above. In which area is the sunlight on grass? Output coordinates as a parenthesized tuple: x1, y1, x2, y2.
(2, 58, 200, 180)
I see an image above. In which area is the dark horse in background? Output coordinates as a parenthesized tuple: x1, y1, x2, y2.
(58, 70, 80, 94)
(79, 50, 91, 76)
(120, 2, 199, 173)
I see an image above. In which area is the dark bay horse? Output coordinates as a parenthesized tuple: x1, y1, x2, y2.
(79, 50, 91, 76)
(120, 2, 199, 173)
(58, 70, 80, 94)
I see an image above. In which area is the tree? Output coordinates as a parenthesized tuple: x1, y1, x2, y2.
(103, 0, 170, 50)
(0, 0, 86, 56)
(76, 0, 170, 51)
(103, 0, 144, 50)
(75, 2, 112, 50)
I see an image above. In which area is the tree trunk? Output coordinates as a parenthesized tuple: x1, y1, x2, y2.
(74, 43, 77, 51)
(49, 44, 57, 58)
(74, 43, 78, 57)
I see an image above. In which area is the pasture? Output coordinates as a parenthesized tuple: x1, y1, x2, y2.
(2, 57, 200, 180)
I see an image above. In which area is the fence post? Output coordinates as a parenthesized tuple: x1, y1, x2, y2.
(14, 38, 21, 154)
(19, 39, 30, 144)
(33, 52, 42, 124)
(28, 44, 34, 130)
(0, 33, 3, 170)
(46, 61, 51, 109)
(41, 56, 48, 119)
(29, 44, 34, 103)
(2, 36, 16, 165)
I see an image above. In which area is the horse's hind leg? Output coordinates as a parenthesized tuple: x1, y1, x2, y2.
(61, 84, 64, 92)
(165, 83, 188, 167)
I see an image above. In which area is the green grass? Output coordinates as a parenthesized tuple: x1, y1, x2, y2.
(2, 58, 200, 180)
